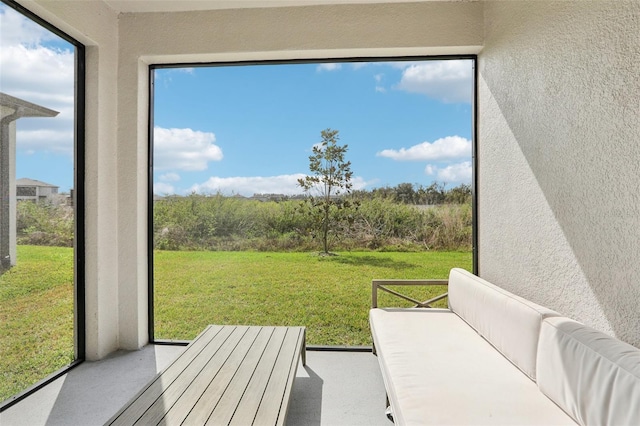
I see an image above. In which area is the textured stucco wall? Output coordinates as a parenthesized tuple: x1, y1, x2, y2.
(478, 1, 640, 346)
(119, 2, 484, 63)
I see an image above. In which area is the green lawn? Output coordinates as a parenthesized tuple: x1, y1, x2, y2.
(0, 245, 75, 403)
(154, 250, 472, 345)
(1, 246, 472, 403)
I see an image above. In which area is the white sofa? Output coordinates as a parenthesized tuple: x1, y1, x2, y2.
(369, 268, 640, 425)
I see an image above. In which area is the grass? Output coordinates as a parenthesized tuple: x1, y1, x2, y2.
(1, 246, 472, 403)
(154, 250, 472, 345)
(0, 246, 75, 403)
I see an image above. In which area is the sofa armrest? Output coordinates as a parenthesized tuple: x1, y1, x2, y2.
(537, 317, 640, 425)
(371, 279, 448, 308)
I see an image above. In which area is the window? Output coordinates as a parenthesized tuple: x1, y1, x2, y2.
(0, 0, 84, 409)
(150, 58, 475, 345)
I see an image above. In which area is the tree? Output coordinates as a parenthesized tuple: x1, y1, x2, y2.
(394, 182, 416, 204)
(445, 183, 472, 204)
(420, 182, 446, 205)
(298, 129, 356, 254)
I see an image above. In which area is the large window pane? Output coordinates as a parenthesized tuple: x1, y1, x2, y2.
(152, 60, 474, 345)
(0, 2, 81, 404)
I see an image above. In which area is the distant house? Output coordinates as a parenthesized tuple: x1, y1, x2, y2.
(16, 178, 59, 203)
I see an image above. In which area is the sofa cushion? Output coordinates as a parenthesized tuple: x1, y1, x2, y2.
(448, 268, 560, 380)
(537, 317, 640, 426)
(370, 308, 574, 425)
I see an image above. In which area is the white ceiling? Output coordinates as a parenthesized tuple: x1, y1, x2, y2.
(103, 0, 439, 13)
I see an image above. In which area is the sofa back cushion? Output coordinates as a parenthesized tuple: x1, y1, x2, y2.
(537, 317, 640, 425)
(448, 268, 560, 380)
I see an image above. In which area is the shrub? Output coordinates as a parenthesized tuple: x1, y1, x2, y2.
(16, 201, 74, 247)
(152, 195, 471, 252)
(14, 192, 472, 251)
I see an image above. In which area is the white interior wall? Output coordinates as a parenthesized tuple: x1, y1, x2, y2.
(478, 1, 640, 346)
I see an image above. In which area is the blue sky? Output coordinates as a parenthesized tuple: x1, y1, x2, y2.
(1, 4, 75, 191)
(1, 4, 473, 196)
(153, 61, 473, 196)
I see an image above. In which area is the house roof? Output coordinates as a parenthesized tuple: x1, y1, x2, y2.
(0, 92, 59, 118)
(16, 178, 59, 188)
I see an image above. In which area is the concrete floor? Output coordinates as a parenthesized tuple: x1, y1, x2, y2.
(0, 346, 391, 426)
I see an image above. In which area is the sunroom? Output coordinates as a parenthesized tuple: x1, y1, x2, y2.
(1, 0, 638, 424)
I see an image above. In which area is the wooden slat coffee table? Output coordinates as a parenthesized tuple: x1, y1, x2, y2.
(107, 325, 306, 426)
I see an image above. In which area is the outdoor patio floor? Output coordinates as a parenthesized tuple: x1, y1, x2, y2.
(0, 345, 391, 426)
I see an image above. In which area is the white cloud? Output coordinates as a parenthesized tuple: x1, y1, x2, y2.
(387, 61, 423, 70)
(313, 60, 472, 103)
(159, 172, 181, 182)
(155, 67, 196, 88)
(0, 5, 55, 46)
(16, 129, 75, 156)
(1, 6, 76, 156)
(377, 136, 471, 162)
(190, 174, 370, 197)
(154, 127, 223, 171)
(1, 45, 75, 99)
(425, 161, 472, 183)
(317, 63, 342, 72)
(191, 174, 307, 196)
(374, 73, 386, 92)
(153, 182, 175, 195)
(350, 176, 369, 190)
(395, 60, 472, 103)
